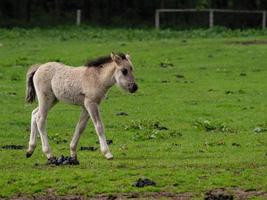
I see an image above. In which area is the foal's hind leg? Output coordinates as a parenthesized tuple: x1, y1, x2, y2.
(70, 107, 89, 159)
(26, 107, 39, 158)
(35, 95, 57, 159)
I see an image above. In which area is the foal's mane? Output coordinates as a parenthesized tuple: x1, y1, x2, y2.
(85, 53, 127, 67)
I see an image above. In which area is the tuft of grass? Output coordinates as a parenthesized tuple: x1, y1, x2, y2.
(253, 123, 267, 133)
(124, 120, 182, 141)
(125, 120, 168, 131)
(193, 119, 236, 133)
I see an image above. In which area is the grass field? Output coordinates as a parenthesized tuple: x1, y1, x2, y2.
(0, 27, 267, 199)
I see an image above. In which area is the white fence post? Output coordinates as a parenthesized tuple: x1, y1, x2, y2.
(76, 9, 81, 26)
(209, 9, 214, 28)
(155, 9, 160, 29)
(263, 11, 266, 29)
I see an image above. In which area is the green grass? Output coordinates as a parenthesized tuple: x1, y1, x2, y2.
(0, 27, 267, 199)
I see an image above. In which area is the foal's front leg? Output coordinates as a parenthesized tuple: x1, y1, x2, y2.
(84, 100, 113, 160)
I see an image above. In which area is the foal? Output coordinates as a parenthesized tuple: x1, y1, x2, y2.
(25, 53, 138, 162)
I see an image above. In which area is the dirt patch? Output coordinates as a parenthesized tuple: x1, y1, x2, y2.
(4, 194, 82, 200)
(234, 188, 267, 200)
(161, 80, 170, 83)
(205, 188, 267, 200)
(80, 146, 98, 151)
(3, 188, 266, 200)
(205, 188, 233, 200)
(92, 192, 192, 200)
(107, 140, 113, 145)
(229, 40, 267, 45)
(1, 145, 24, 150)
(96, 139, 113, 145)
(116, 112, 128, 116)
(3, 192, 192, 200)
(159, 61, 174, 68)
(175, 74, 185, 79)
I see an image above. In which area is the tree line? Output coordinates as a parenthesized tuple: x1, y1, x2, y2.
(0, 0, 266, 28)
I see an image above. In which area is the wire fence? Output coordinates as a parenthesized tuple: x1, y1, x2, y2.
(155, 9, 267, 29)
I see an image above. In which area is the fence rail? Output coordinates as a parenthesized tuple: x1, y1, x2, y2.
(155, 9, 267, 29)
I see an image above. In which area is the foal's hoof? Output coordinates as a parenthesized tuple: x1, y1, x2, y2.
(105, 152, 113, 160)
(26, 152, 32, 158)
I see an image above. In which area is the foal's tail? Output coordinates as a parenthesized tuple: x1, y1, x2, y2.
(25, 64, 40, 103)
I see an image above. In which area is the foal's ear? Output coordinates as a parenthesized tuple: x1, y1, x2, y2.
(110, 52, 122, 64)
(125, 54, 131, 61)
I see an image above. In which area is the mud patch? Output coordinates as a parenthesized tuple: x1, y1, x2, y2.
(160, 80, 170, 83)
(235, 188, 267, 199)
(4, 188, 266, 200)
(5, 192, 192, 200)
(116, 112, 128, 116)
(95, 192, 192, 200)
(159, 61, 174, 68)
(205, 188, 233, 200)
(80, 146, 98, 151)
(225, 90, 234, 95)
(232, 142, 241, 147)
(205, 188, 267, 200)
(229, 40, 267, 45)
(1, 145, 24, 150)
(7, 92, 17, 96)
(175, 74, 185, 79)
(96, 139, 113, 145)
(107, 140, 113, 145)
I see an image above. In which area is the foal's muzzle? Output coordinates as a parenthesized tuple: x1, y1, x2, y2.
(129, 83, 138, 93)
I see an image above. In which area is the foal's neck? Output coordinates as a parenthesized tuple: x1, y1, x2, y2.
(98, 63, 116, 90)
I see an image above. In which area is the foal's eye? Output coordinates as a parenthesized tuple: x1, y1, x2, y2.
(121, 68, 128, 76)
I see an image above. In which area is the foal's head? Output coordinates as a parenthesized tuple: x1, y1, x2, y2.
(111, 53, 138, 93)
